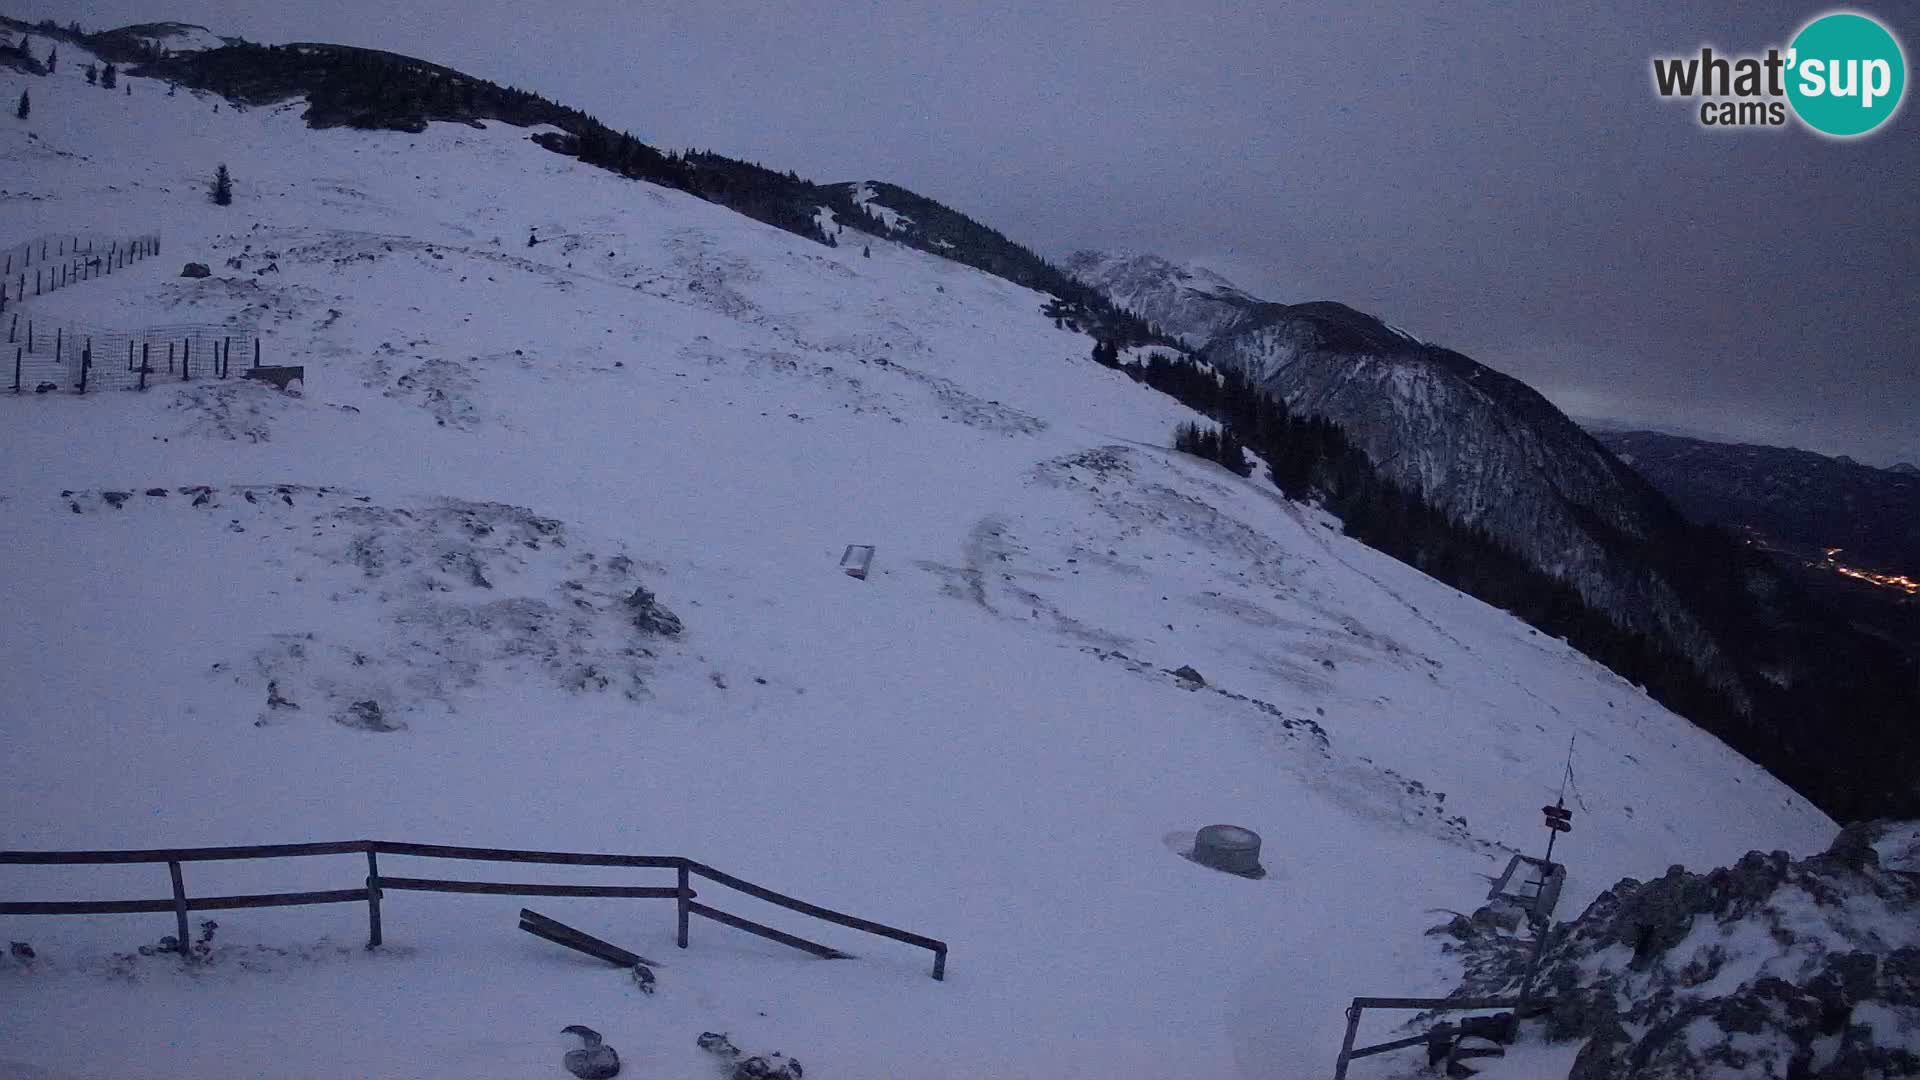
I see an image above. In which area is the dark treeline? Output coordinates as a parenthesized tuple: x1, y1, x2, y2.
(1106, 343, 1919, 821)
(1172, 421, 1252, 477)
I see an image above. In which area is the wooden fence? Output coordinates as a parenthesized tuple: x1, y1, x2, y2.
(0, 840, 948, 980)
(0, 233, 162, 316)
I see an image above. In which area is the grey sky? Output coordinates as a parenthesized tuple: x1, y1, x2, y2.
(35, 1, 1920, 463)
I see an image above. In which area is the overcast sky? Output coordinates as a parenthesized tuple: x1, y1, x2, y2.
(32, 1, 1920, 464)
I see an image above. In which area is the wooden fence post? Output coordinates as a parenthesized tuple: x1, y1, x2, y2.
(182, 339, 190, 381)
(254, 338, 261, 368)
(167, 342, 174, 374)
(128, 340, 135, 372)
(139, 343, 149, 390)
(222, 337, 231, 378)
(365, 848, 383, 949)
(676, 864, 690, 949)
(12, 346, 20, 393)
(167, 861, 192, 960)
(1333, 1002, 1362, 1080)
(78, 344, 89, 394)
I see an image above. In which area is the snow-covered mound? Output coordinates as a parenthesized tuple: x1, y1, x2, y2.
(0, 34, 1836, 1080)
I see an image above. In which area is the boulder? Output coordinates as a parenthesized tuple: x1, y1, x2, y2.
(180, 262, 211, 278)
(338, 699, 400, 732)
(624, 586, 683, 637)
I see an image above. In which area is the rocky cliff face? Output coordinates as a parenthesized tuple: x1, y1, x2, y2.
(1062, 250, 1264, 348)
(1435, 823, 1920, 1080)
(1200, 301, 1737, 695)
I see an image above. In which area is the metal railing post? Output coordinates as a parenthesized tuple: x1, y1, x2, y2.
(1333, 1001, 1362, 1080)
(365, 846, 383, 949)
(676, 863, 690, 948)
(167, 861, 191, 959)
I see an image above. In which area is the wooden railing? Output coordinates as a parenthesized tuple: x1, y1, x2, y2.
(0, 840, 947, 980)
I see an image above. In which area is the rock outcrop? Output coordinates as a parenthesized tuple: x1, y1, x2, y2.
(1434, 822, 1920, 1079)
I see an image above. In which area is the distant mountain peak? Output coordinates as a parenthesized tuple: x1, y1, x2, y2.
(1063, 249, 1265, 347)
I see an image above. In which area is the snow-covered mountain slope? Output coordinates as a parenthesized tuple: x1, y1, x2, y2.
(1064, 249, 1265, 348)
(0, 40, 1835, 1080)
(1200, 302, 1747, 696)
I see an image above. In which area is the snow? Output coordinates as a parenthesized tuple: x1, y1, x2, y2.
(125, 23, 228, 56)
(0, 40, 1837, 1080)
(849, 181, 911, 232)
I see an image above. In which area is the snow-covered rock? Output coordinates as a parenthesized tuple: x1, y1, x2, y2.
(1436, 822, 1920, 1079)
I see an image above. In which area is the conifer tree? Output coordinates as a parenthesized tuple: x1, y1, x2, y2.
(45, 46, 55, 73)
(101, 63, 117, 89)
(15, 89, 28, 121)
(84, 62, 97, 84)
(210, 163, 233, 206)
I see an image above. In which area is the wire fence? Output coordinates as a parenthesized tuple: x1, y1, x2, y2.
(0, 233, 163, 316)
(5, 314, 268, 394)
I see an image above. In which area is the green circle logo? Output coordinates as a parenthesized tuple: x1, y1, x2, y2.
(1787, 12, 1906, 136)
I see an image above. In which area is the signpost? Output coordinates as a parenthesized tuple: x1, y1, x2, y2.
(1541, 800, 1573, 863)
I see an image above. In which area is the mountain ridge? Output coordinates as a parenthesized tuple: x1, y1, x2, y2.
(1063, 248, 1265, 347)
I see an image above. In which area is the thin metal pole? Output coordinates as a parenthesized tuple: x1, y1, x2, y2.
(1515, 922, 1553, 1019)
